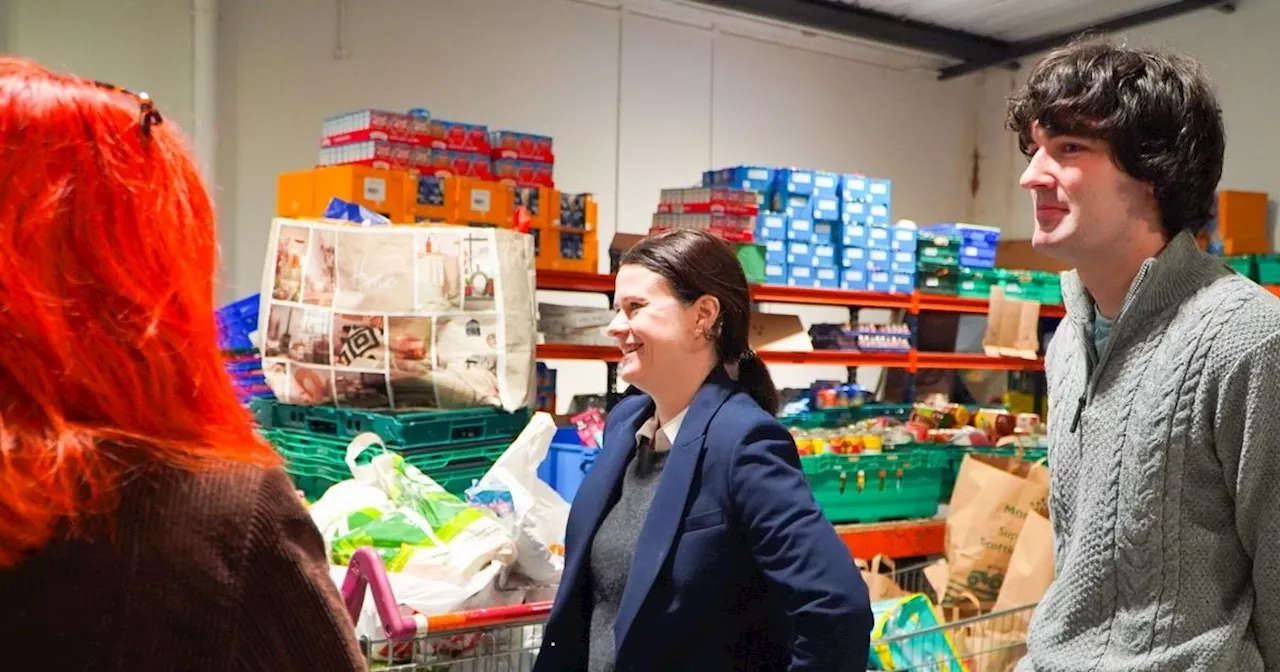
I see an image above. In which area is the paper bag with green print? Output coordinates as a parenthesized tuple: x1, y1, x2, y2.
(308, 432, 516, 586)
(942, 454, 1049, 611)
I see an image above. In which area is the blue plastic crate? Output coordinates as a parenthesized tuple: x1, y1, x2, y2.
(216, 294, 261, 351)
(920, 223, 1001, 247)
(537, 426, 599, 503)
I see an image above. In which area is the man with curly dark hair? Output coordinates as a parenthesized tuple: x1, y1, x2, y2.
(1008, 39, 1280, 670)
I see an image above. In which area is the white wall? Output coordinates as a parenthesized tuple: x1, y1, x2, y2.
(6, 0, 196, 134)
(971, 2, 1278, 239)
(4, 0, 987, 409)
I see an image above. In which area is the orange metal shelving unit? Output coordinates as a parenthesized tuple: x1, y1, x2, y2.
(533, 271, 1036, 560)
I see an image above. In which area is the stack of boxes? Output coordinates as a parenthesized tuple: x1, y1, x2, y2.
(701, 166, 909, 292)
(648, 185, 761, 280)
(276, 107, 599, 273)
(918, 223, 1064, 304)
(916, 223, 998, 296)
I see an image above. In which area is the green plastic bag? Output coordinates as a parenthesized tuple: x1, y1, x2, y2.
(309, 433, 516, 584)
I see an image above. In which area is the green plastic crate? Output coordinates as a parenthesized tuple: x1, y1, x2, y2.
(1224, 255, 1257, 281)
(801, 449, 948, 524)
(251, 399, 530, 450)
(261, 427, 511, 501)
(918, 265, 959, 295)
(957, 267, 996, 299)
(733, 243, 767, 284)
(1256, 255, 1280, 284)
(780, 403, 915, 430)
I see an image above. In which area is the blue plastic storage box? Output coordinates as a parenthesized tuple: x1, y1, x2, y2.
(538, 426, 599, 503)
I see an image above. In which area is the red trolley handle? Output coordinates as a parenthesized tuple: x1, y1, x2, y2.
(340, 547, 555, 642)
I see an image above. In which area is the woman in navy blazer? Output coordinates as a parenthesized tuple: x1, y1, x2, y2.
(535, 230, 873, 672)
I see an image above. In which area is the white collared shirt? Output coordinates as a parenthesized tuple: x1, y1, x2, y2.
(634, 407, 688, 453)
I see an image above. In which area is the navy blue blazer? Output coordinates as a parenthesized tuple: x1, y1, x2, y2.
(535, 369, 873, 671)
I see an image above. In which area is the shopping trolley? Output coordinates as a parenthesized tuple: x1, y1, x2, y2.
(341, 548, 553, 671)
(870, 603, 1037, 671)
(866, 558, 1038, 671)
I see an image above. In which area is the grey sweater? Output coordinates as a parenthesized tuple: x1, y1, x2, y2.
(1020, 232, 1280, 671)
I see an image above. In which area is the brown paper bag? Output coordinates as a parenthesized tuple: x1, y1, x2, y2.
(993, 509, 1054, 620)
(954, 619, 1028, 672)
(856, 554, 907, 601)
(943, 454, 1050, 609)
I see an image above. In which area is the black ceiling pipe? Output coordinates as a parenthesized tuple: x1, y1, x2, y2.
(688, 0, 1012, 63)
(938, 0, 1237, 80)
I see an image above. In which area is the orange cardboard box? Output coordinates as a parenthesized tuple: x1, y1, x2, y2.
(454, 177, 513, 227)
(277, 165, 411, 223)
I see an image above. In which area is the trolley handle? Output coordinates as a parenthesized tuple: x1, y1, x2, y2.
(340, 547, 424, 643)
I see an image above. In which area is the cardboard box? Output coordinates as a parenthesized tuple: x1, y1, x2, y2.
(321, 109, 431, 147)
(453, 177, 513, 227)
(494, 159, 555, 188)
(429, 119, 491, 154)
(491, 130, 555, 162)
(277, 165, 411, 223)
(983, 287, 1041, 359)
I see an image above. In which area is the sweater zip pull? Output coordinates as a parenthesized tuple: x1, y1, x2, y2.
(1070, 395, 1086, 433)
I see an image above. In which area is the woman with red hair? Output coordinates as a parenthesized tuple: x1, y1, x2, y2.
(0, 58, 364, 668)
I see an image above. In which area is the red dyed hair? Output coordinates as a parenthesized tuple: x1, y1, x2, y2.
(0, 58, 279, 568)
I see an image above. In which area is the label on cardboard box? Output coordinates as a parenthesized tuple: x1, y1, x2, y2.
(470, 188, 492, 213)
(844, 247, 867, 264)
(363, 177, 387, 203)
(869, 180, 890, 196)
(789, 265, 813, 279)
(813, 172, 839, 192)
(868, 226, 890, 242)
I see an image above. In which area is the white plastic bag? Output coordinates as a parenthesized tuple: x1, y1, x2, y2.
(309, 432, 516, 586)
(468, 412, 569, 583)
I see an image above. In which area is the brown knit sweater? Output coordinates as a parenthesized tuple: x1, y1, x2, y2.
(0, 461, 366, 670)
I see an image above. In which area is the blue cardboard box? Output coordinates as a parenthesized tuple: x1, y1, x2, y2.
(756, 213, 787, 241)
(777, 168, 816, 196)
(764, 262, 787, 284)
(842, 246, 868, 267)
(763, 239, 787, 265)
(813, 171, 840, 199)
(786, 217, 815, 242)
(786, 241, 816, 267)
(841, 267, 868, 290)
(813, 244, 838, 269)
(812, 194, 842, 222)
(842, 223, 868, 248)
(807, 221, 837, 245)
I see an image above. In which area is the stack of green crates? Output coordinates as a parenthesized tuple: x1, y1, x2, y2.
(958, 268, 1063, 305)
(801, 448, 950, 524)
(1001, 269, 1063, 305)
(916, 234, 962, 295)
(251, 399, 532, 501)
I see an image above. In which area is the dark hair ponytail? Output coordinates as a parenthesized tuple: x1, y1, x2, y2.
(620, 229, 780, 415)
(733, 350, 779, 416)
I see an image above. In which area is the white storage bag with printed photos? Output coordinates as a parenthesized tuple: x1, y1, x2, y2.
(257, 217, 536, 411)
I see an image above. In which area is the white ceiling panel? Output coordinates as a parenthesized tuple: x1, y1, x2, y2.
(825, 0, 1189, 41)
